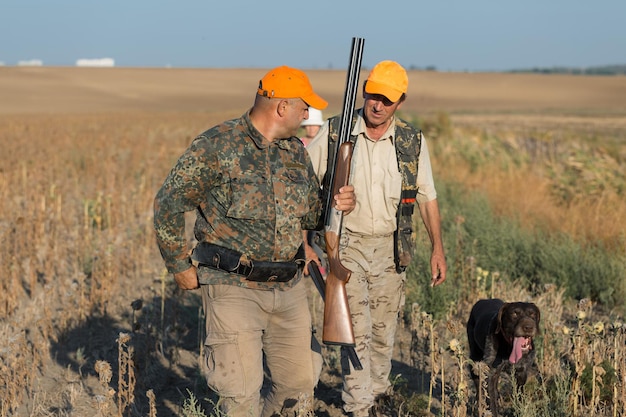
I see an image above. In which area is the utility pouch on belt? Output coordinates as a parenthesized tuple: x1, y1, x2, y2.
(192, 242, 305, 282)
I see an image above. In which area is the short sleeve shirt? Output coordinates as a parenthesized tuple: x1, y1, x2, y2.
(305, 110, 436, 236)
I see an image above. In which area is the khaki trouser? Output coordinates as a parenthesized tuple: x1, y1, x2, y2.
(200, 278, 318, 417)
(340, 231, 406, 416)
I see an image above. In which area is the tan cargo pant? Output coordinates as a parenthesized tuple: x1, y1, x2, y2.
(340, 231, 406, 416)
(200, 278, 318, 417)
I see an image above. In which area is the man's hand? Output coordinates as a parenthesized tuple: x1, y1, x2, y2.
(302, 230, 325, 276)
(303, 239, 321, 276)
(174, 266, 199, 290)
(430, 248, 447, 287)
(334, 184, 356, 215)
(418, 198, 447, 287)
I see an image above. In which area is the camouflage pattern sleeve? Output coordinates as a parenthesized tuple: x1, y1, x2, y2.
(300, 150, 323, 231)
(154, 136, 219, 273)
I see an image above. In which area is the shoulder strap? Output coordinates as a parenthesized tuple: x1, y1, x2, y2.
(393, 118, 422, 272)
(394, 118, 421, 217)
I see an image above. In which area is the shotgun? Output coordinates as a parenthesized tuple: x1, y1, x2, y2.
(320, 37, 364, 348)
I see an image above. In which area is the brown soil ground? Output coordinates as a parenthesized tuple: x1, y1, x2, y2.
(2, 67, 625, 417)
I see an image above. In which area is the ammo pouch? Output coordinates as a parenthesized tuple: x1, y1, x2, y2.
(192, 242, 305, 282)
(394, 225, 414, 273)
(394, 189, 418, 273)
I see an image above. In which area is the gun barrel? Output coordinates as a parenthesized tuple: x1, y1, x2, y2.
(337, 37, 365, 144)
(323, 37, 365, 226)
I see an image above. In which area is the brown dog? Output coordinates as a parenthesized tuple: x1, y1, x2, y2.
(466, 298, 541, 416)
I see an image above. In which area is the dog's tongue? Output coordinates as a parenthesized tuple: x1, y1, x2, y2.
(509, 337, 525, 364)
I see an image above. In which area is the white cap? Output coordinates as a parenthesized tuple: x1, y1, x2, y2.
(301, 107, 324, 126)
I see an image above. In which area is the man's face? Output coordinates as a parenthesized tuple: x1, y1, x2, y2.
(286, 99, 310, 137)
(363, 93, 403, 128)
(303, 125, 321, 139)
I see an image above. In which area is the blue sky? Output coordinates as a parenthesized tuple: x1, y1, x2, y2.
(2, 0, 625, 71)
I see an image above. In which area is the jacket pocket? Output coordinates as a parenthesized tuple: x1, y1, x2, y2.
(226, 173, 271, 220)
(273, 165, 309, 218)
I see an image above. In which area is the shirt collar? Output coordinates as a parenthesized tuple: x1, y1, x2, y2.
(243, 110, 294, 150)
(355, 109, 397, 142)
(242, 110, 268, 148)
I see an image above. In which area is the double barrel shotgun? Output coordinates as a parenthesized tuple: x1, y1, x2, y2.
(308, 37, 365, 371)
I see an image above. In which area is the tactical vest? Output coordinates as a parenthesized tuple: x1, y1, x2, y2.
(327, 112, 422, 273)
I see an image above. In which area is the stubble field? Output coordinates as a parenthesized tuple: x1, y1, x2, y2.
(1, 66, 625, 417)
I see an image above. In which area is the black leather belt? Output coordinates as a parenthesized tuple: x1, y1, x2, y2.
(192, 242, 305, 282)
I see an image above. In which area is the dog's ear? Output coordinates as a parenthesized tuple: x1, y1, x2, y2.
(495, 303, 508, 334)
(532, 303, 541, 333)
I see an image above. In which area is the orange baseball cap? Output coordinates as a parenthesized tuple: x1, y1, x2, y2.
(364, 60, 408, 103)
(258, 66, 328, 110)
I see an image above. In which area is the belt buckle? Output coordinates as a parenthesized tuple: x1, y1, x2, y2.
(237, 261, 253, 277)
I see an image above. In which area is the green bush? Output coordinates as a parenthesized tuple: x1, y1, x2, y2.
(405, 181, 626, 319)
(580, 360, 617, 404)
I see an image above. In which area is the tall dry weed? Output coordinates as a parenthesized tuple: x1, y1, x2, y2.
(0, 111, 212, 415)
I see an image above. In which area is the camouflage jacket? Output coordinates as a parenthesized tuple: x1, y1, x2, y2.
(154, 111, 322, 289)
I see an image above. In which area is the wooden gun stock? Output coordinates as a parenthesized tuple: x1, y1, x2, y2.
(322, 141, 354, 346)
(308, 262, 363, 370)
(323, 235, 354, 345)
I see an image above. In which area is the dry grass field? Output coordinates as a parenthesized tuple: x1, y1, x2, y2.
(1, 67, 625, 417)
(3, 66, 626, 115)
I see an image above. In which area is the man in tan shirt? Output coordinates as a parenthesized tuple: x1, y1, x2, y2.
(304, 60, 447, 417)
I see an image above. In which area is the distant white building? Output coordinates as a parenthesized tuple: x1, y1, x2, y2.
(76, 58, 115, 67)
(18, 59, 43, 66)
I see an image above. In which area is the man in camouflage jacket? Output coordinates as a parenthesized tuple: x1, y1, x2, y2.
(154, 66, 355, 417)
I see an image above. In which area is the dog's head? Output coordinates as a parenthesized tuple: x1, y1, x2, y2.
(495, 302, 540, 364)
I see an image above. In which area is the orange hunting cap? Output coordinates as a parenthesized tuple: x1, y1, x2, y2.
(258, 66, 328, 110)
(365, 60, 408, 103)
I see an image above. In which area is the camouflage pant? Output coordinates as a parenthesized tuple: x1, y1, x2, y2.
(200, 279, 317, 417)
(340, 231, 406, 416)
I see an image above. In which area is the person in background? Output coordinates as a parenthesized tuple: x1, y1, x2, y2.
(154, 65, 356, 417)
(299, 107, 325, 147)
(304, 60, 447, 417)
(300, 107, 328, 276)
(299, 105, 328, 380)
